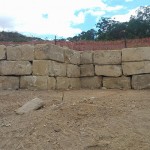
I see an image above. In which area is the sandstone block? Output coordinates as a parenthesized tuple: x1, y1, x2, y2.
(0, 45, 6, 60)
(80, 64, 94, 77)
(16, 98, 44, 115)
(34, 44, 49, 59)
(93, 50, 121, 65)
(95, 65, 122, 77)
(103, 76, 131, 89)
(49, 61, 66, 77)
(0, 61, 32, 75)
(56, 77, 80, 89)
(69, 78, 81, 89)
(48, 77, 56, 90)
(122, 61, 150, 75)
(122, 47, 150, 62)
(34, 44, 65, 62)
(33, 60, 48, 75)
(80, 51, 93, 64)
(20, 76, 48, 90)
(0, 76, 19, 90)
(67, 64, 80, 77)
(7, 45, 34, 60)
(65, 48, 80, 64)
(81, 76, 102, 89)
(132, 74, 150, 89)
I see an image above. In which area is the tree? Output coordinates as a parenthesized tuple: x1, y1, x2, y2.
(67, 29, 97, 41)
(96, 17, 126, 40)
(79, 29, 97, 40)
(128, 6, 150, 38)
(67, 6, 150, 41)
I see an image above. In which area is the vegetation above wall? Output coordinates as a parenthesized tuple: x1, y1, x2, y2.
(0, 31, 43, 42)
(67, 6, 150, 41)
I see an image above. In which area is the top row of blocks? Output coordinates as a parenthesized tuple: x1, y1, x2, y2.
(0, 44, 150, 64)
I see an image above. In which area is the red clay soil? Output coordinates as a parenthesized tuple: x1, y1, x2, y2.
(0, 37, 150, 51)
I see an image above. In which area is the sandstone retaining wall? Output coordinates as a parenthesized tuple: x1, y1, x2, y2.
(0, 44, 150, 90)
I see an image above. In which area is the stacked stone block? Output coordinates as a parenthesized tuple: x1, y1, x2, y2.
(34, 45, 81, 90)
(0, 43, 150, 90)
(122, 47, 150, 89)
(93, 50, 126, 89)
(80, 51, 102, 89)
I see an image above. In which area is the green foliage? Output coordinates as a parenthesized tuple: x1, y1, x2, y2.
(67, 29, 97, 41)
(67, 6, 150, 41)
(0, 31, 43, 42)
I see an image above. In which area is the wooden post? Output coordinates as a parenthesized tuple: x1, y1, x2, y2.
(55, 35, 56, 45)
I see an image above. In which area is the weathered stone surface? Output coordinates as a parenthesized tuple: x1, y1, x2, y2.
(48, 77, 56, 90)
(80, 51, 93, 64)
(49, 61, 66, 77)
(0, 76, 19, 90)
(80, 64, 94, 77)
(81, 76, 102, 89)
(34, 44, 65, 62)
(65, 48, 80, 64)
(34, 44, 49, 59)
(69, 78, 81, 89)
(93, 50, 121, 65)
(16, 98, 44, 115)
(132, 74, 150, 89)
(0, 61, 32, 75)
(122, 61, 150, 75)
(0, 45, 6, 60)
(67, 64, 80, 77)
(103, 76, 131, 89)
(95, 65, 122, 77)
(7, 45, 34, 60)
(122, 47, 150, 62)
(33, 60, 48, 75)
(20, 76, 48, 90)
(56, 77, 80, 89)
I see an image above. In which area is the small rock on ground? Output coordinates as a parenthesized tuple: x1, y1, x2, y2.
(15, 97, 44, 115)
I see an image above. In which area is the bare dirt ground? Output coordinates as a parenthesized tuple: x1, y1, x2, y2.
(0, 89, 150, 150)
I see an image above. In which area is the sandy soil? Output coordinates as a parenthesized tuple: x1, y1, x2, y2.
(0, 89, 150, 150)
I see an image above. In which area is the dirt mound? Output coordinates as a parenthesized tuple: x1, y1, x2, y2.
(0, 89, 150, 150)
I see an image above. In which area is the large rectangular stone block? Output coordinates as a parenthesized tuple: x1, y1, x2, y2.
(93, 50, 121, 65)
(34, 44, 65, 62)
(49, 61, 66, 77)
(0, 61, 32, 75)
(80, 64, 94, 77)
(95, 65, 122, 77)
(33, 60, 48, 76)
(69, 78, 81, 89)
(34, 44, 49, 59)
(20, 76, 48, 90)
(103, 76, 131, 89)
(122, 61, 150, 75)
(67, 64, 80, 77)
(0, 45, 6, 60)
(56, 77, 80, 89)
(122, 47, 150, 62)
(65, 48, 80, 64)
(48, 77, 56, 90)
(132, 74, 150, 89)
(80, 51, 93, 64)
(81, 76, 102, 89)
(7, 45, 34, 61)
(0, 76, 19, 90)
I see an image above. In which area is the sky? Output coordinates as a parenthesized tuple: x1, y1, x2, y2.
(0, 0, 149, 40)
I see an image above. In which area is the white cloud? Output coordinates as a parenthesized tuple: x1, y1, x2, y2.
(112, 7, 138, 22)
(0, 0, 123, 38)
